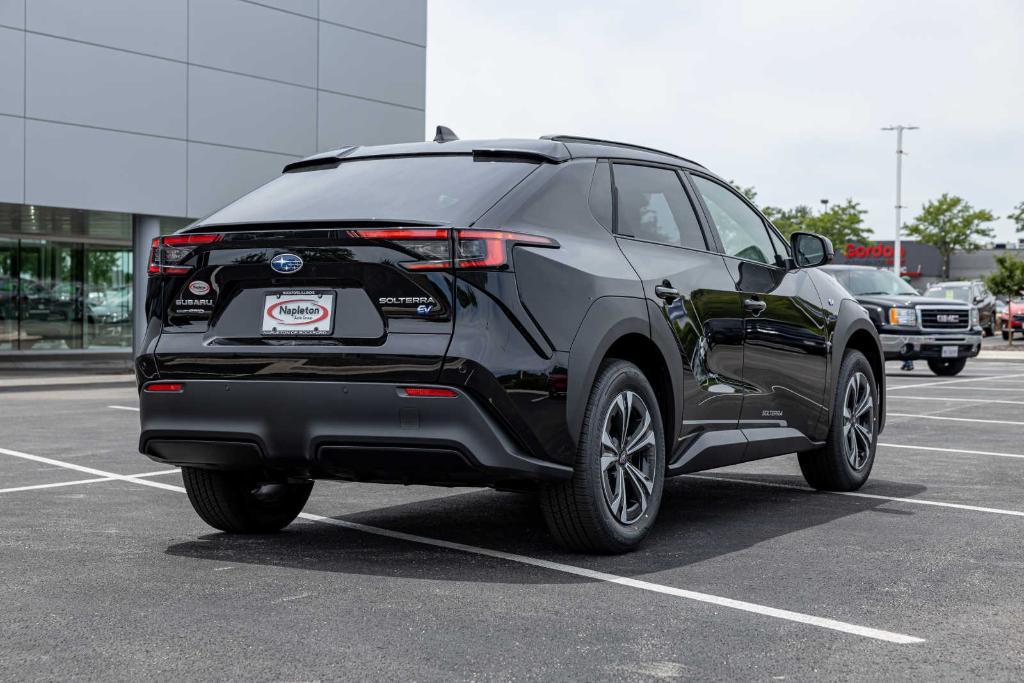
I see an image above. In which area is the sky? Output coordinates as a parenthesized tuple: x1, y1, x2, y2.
(425, 0, 1024, 243)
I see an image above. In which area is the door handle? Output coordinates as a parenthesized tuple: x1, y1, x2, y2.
(744, 298, 767, 315)
(655, 284, 680, 302)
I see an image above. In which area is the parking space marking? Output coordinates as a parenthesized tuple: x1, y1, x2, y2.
(0, 469, 178, 495)
(887, 372, 1024, 390)
(889, 395, 1024, 406)
(888, 413, 1024, 426)
(684, 474, 1024, 518)
(298, 512, 924, 644)
(0, 447, 185, 493)
(108, 405, 139, 412)
(878, 443, 1024, 460)
(0, 445, 924, 644)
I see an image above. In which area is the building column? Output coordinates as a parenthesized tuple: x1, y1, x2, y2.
(132, 215, 161, 357)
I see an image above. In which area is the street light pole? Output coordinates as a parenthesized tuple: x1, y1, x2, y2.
(882, 125, 918, 277)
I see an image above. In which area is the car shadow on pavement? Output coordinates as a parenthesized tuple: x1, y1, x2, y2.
(165, 473, 927, 585)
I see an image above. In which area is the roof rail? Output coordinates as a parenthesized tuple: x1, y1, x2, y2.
(540, 135, 704, 167)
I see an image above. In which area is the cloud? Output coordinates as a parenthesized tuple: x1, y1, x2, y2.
(427, 0, 1024, 241)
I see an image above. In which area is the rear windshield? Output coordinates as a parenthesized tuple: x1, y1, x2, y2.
(197, 155, 538, 226)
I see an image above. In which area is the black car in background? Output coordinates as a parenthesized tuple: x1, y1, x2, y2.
(137, 134, 884, 552)
(821, 265, 981, 375)
(923, 280, 997, 336)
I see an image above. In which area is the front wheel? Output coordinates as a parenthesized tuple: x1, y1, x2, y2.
(540, 360, 665, 553)
(798, 350, 878, 491)
(182, 468, 313, 533)
(927, 357, 967, 376)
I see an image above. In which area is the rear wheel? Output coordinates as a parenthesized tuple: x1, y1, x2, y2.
(541, 360, 665, 553)
(798, 350, 878, 491)
(927, 357, 967, 376)
(182, 468, 313, 533)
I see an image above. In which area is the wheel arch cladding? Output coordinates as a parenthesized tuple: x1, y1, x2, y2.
(566, 296, 679, 448)
(833, 299, 886, 434)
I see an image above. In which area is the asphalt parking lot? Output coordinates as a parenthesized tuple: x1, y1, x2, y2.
(2, 359, 1024, 680)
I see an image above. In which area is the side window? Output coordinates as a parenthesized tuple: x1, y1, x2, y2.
(691, 175, 779, 266)
(588, 161, 613, 232)
(612, 164, 706, 250)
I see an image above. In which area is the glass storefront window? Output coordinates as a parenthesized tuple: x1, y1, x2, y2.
(84, 247, 133, 348)
(0, 203, 189, 352)
(0, 239, 15, 350)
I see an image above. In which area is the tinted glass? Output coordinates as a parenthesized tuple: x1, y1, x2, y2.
(613, 164, 706, 250)
(828, 268, 919, 296)
(199, 156, 539, 226)
(589, 161, 613, 231)
(692, 176, 778, 265)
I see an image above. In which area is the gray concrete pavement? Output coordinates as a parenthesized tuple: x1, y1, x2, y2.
(2, 357, 1023, 680)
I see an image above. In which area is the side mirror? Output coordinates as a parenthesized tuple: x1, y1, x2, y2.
(790, 231, 834, 268)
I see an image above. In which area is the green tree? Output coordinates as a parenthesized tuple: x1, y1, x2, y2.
(1009, 200, 1024, 235)
(984, 254, 1024, 344)
(804, 199, 872, 247)
(905, 194, 995, 278)
(762, 205, 813, 238)
(729, 181, 758, 204)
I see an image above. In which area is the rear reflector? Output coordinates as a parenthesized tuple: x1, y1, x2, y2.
(401, 386, 457, 398)
(145, 383, 184, 393)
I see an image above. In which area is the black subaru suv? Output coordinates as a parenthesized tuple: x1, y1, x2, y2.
(820, 265, 981, 376)
(137, 134, 884, 552)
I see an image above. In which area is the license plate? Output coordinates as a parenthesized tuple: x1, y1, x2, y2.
(941, 345, 958, 358)
(261, 290, 335, 336)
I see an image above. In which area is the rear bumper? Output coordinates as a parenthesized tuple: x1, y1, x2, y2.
(880, 331, 982, 360)
(139, 379, 572, 487)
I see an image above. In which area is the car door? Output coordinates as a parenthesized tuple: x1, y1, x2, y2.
(688, 174, 830, 449)
(604, 161, 748, 469)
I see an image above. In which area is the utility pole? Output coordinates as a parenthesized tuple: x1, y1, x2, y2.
(882, 125, 918, 276)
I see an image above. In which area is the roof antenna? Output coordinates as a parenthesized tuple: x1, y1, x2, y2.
(433, 125, 459, 143)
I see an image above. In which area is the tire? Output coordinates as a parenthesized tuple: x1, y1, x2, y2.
(182, 467, 313, 533)
(927, 358, 967, 376)
(540, 359, 665, 553)
(798, 350, 878, 491)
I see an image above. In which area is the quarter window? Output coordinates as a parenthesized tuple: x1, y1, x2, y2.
(692, 176, 779, 266)
(612, 164, 706, 250)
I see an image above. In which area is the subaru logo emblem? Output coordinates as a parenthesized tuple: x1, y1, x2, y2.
(270, 253, 303, 274)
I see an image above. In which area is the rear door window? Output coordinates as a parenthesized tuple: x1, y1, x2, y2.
(612, 163, 707, 250)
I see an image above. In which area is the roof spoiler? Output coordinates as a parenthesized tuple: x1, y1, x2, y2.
(282, 146, 359, 173)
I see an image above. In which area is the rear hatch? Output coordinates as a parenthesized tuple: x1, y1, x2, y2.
(147, 153, 542, 383)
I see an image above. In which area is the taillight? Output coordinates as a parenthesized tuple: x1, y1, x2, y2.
(148, 234, 221, 276)
(348, 228, 557, 271)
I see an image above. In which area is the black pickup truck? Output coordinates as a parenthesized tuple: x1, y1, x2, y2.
(821, 265, 982, 376)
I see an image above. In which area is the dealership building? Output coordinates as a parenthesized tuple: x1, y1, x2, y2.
(0, 0, 425, 360)
(833, 240, 1023, 288)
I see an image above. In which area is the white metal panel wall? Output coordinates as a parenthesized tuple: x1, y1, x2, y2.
(0, 0, 426, 218)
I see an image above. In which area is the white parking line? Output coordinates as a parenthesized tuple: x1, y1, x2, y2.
(684, 474, 1024, 518)
(888, 395, 1024, 406)
(0, 446, 923, 645)
(0, 447, 185, 492)
(0, 469, 178, 494)
(878, 443, 1024, 460)
(108, 405, 140, 412)
(887, 372, 1024, 390)
(887, 413, 1024, 427)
